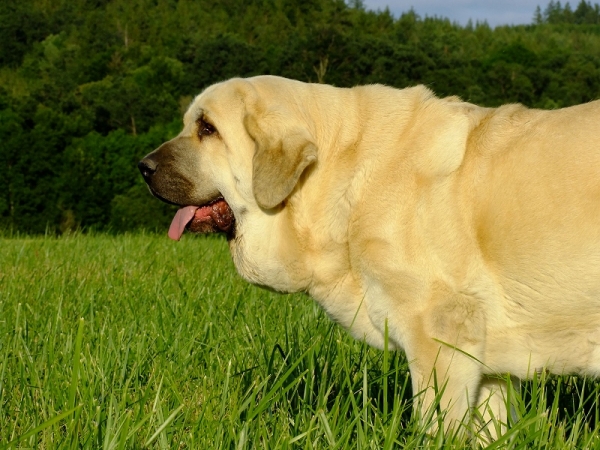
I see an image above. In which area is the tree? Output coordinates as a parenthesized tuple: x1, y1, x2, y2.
(534, 6, 544, 24)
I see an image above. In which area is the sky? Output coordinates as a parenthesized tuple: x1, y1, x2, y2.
(361, 0, 544, 28)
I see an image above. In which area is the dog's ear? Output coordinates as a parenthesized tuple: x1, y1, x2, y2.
(244, 105, 318, 210)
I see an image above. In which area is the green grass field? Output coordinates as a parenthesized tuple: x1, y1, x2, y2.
(2, 233, 600, 449)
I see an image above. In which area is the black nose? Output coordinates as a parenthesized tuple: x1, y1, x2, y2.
(138, 158, 157, 181)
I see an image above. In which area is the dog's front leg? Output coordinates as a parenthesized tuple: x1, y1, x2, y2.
(404, 287, 487, 436)
(474, 376, 512, 442)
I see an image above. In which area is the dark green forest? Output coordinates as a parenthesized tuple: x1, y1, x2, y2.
(1, 0, 600, 234)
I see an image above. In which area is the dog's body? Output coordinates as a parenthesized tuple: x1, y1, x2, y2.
(139, 75, 600, 434)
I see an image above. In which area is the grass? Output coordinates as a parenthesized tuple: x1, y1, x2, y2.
(1, 232, 600, 448)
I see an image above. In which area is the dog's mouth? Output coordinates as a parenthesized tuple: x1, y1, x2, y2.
(168, 198, 235, 240)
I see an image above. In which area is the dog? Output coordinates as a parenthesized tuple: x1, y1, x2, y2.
(139, 75, 600, 436)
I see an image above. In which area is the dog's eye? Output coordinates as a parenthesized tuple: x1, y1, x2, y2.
(197, 118, 216, 137)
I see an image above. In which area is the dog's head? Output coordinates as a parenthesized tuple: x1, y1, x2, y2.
(138, 76, 318, 240)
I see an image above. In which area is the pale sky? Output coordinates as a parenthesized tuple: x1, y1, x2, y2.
(361, 0, 544, 27)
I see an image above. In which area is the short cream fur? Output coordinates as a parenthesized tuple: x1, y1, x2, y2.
(140, 75, 600, 436)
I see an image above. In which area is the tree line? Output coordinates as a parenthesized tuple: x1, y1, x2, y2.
(1, 0, 600, 234)
(535, 0, 600, 24)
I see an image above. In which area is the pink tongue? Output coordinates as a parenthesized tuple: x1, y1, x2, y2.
(168, 206, 199, 241)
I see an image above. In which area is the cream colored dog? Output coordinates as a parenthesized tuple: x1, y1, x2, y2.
(139, 75, 600, 435)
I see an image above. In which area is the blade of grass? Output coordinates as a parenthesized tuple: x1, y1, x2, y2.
(69, 318, 85, 411)
(144, 404, 184, 447)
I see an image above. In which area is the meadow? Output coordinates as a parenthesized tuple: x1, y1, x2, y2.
(2, 232, 600, 448)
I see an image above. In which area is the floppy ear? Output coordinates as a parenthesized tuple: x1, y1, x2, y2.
(244, 108, 318, 210)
